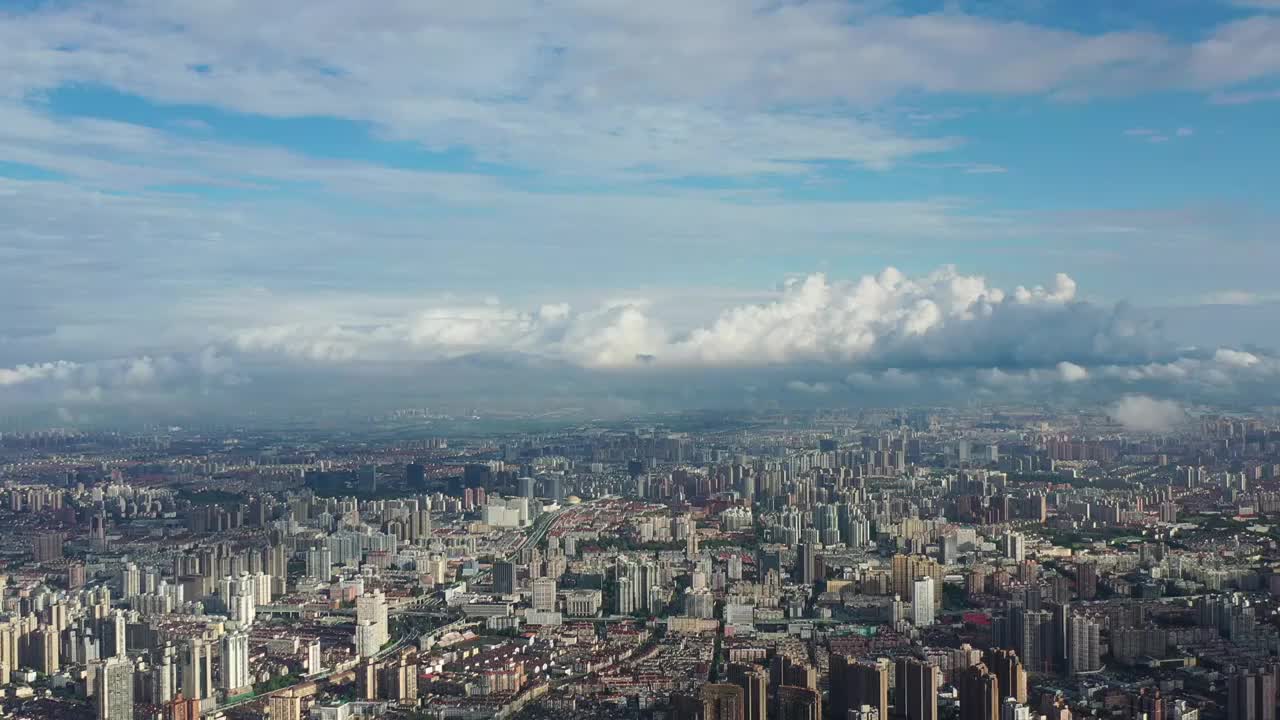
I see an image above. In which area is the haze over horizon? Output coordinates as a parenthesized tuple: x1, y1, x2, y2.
(3, 0, 1280, 426)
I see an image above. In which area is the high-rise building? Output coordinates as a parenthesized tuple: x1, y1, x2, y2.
(68, 561, 87, 589)
(107, 609, 128, 658)
(532, 577, 557, 612)
(1075, 564, 1098, 600)
(702, 683, 746, 720)
(1228, 667, 1277, 720)
(912, 577, 936, 627)
(356, 590, 389, 649)
(777, 686, 821, 720)
(1067, 614, 1103, 674)
(837, 657, 890, 720)
(405, 462, 426, 490)
(728, 663, 769, 720)
(895, 658, 939, 720)
(985, 650, 1027, 705)
(220, 631, 250, 693)
(34, 532, 65, 563)
(33, 627, 60, 674)
(1003, 533, 1025, 562)
(122, 563, 142, 598)
(958, 664, 1000, 720)
(797, 543, 817, 586)
(494, 561, 516, 594)
(994, 606, 1049, 673)
(183, 637, 214, 700)
(382, 650, 419, 704)
(94, 655, 134, 720)
(305, 547, 332, 581)
(150, 644, 178, 704)
(269, 689, 304, 720)
(892, 554, 944, 606)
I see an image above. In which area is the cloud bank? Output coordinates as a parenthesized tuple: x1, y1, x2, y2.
(1110, 395, 1187, 433)
(3, 266, 1278, 426)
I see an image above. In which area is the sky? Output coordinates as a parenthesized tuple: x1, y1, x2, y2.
(2, 0, 1280, 427)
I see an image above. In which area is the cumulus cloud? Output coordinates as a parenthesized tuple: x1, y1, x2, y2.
(6, 266, 1280, 422)
(1109, 395, 1187, 432)
(0, 350, 240, 409)
(215, 266, 1280, 392)
(1057, 361, 1090, 382)
(786, 380, 835, 395)
(0, 361, 79, 387)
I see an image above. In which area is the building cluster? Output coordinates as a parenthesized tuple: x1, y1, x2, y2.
(0, 408, 1279, 719)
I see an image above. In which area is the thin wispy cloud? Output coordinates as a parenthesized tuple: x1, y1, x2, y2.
(0, 1, 1277, 424)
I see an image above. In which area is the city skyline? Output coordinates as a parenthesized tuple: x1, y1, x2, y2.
(3, 0, 1280, 425)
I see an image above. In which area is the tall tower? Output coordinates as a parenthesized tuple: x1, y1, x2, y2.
(912, 577, 936, 627)
(183, 637, 214, 700)
(152, 643, 177, 704)
(220, 631, 250, 693)
(1067, 614, 1102, 674)
(532, 577, 557, 612)
(896, 657, 939, 720)
(702, 683, 746, 720)
(94, 655, 134, 720)
(777, 686, 820, 720)
(958, 663, 1000, 720)
(356, 590, 389, 648)
(831, 655, 890, 720)
(1228, 667, 1277, 720)
(728, 663, 769, 720)
(985, 649, 1027, 705)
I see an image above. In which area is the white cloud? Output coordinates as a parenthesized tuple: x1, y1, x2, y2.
(1057, 361, 1090, 382)
(0, 1, 1276, 184)
(1109, 395, 1186, 432)
(0, 361, 80, 387)
(786, 380, 835, 394)
(207, 266, 1231, 381)
(0, 351, 239, 406)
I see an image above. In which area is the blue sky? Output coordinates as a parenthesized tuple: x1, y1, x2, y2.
(2, 0, 1280, 423)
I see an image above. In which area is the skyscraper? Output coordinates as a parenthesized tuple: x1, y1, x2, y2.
(1067, 614, 1102, 674)
(405, 462, 426, 490)
(985, 649, 1027, 705)
(151, 643, 177, 704)
(839, 655, 891, 719)
(1075, 563, 1098, 600)
(796, 543, 817, 586)
(183, 637, 214, 700)
(94, 655, 134, 720)
(220, 631, 250, 693)
(728, 663, 769, 720)
(356, 590, 389, 649)
(494, 561, 516, 594)
(532, 577, 557, 612)
(895, 658, 939, 720)
(1228, 667, 1277, 720)
(1003, 533, 1025, 562)
(777, 686, 821, 720)
(912, 577, 936, 627)
(892, 554, 943, 606)
(703, 683, 747, 720)
(958, 663, 1000, 720)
